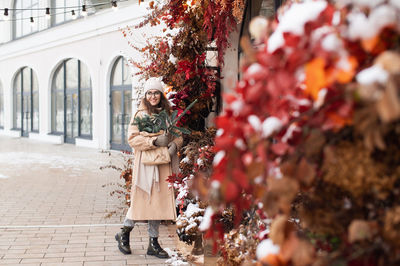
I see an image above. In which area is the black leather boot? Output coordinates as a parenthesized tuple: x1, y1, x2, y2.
(146, 237, 169, 258)
(115, 226, 133, 255)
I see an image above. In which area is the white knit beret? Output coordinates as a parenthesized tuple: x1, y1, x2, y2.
(144, 78, 164, 93)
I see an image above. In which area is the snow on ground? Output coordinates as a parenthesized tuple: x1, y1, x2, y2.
(0, 174, 9, 179)
(0, 152, 102, 171)
(164, 248, 190, 265)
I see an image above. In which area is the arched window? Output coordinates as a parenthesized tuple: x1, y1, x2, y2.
(110, 56, 132, 151)
(13, 67, 39, 136)
(51, 58, 92, 143)
(0, 80, 3, 128)
(14, 0, 40, 38)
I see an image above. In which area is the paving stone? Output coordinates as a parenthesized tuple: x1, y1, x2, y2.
(83, 261, 126, 266)
(0, 137, 194, 265)
(20, 257, 62, 263)
(0, 258, 22, 264)
(62, 256, 105, 262)
(41, 263, 83, 266)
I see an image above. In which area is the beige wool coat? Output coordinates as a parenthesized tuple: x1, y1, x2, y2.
(125, 102, 182, 221)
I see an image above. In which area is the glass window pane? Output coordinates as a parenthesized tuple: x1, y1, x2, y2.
(13, 0, 41, 38)
(33, 92, 39, 131)
(32, 72, 38, 92)
(22, 10, 31, 36)
(66, 59, 78, 90)
(66, 94, 72, 138)
(55, 12, 64, 24)
(122, 59, 132, 85)
(31, 4, 39, 33)
(111, 90, 122, 143)
(22, 0, 30, 8)
(14, 72, 21, 93)
(56, 91, 64, 132)
(53, 63, 64, 133)
(14, 92, 21, 129)
(112, 58, 123, 86)
(22, 68, 31, 94)
(23, 94, 31, 132)
(55, 0, 65, 24)
(14, 71, 22, 129)
(51, 89, 56, 131)
(15, 16, 22, 38)
(65, 8, 72, 21)
(124, 90, 132, 125)
(80, 89, 92, 136)
(72, 92, 78, 137)
(80, 62, 91, 89)
(30, 71, 39, 132)
(55, 65, 64, 91)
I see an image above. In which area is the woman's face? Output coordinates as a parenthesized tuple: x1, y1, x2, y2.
(146, 90, 162, 106)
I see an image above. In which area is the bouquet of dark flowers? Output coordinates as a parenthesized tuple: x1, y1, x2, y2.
(132, 99, 198, 136)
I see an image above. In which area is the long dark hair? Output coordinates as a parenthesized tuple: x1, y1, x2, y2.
(142, 93, 171, 115)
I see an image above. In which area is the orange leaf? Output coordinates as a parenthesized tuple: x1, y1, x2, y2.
(259, 254, 287, 266)
(336, 56, 358, 84)
(361, 35, 379, 53)
(305, 57, 327, 100)
(327, 111, 353, 129)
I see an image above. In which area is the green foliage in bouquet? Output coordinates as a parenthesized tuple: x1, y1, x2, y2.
(132, 99, 198, 137)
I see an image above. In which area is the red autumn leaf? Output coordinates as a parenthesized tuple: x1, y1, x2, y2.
(224, 181, 239, 202)
(245, 81, 265, 102)
(215, 136, 236, 150)
(271, 142, 290, 156)
(233, 169, 249, 190)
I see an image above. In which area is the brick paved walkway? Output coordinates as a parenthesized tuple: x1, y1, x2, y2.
(0, 136, 195, 266)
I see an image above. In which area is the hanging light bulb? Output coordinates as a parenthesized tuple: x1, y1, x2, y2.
(71, 10, 77, 19)
(111, 1, 118, 11)
(3, 8, 9, 20)
(30, 17, 35, 27)
(82, 5, 88, 17)
(45, 7, 51, 20)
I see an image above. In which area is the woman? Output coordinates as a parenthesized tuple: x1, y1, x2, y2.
(115, 78, 182, 258)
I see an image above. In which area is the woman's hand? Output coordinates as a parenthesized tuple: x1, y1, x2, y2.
(154, 135, 169, 147)
(167, 142, 177, 156)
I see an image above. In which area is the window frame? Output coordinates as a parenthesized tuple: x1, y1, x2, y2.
(110, 56, 132, 151)
(12, 67, 39, 134)
(51, 58, 93, 142)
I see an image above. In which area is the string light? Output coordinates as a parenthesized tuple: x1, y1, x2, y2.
(45, 7, 51, 20)
(82, 5, 88, 17)
(112, 1, 118, 11)
(3, 8, 9, 20)
(71, 10, 77, 20)
(1, 1, 124, 22)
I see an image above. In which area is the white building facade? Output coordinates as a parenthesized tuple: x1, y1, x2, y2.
(0, 0, 276, 150)
(0, 0, 165, 150)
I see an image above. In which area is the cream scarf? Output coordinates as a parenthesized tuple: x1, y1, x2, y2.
(134, 152, 160, 201)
